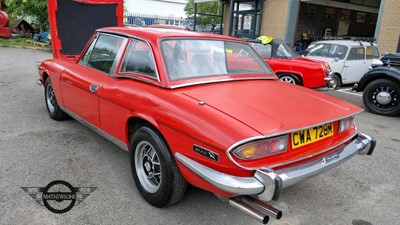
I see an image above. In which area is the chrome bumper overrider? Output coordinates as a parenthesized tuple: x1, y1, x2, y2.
(175, 133, 375, 202)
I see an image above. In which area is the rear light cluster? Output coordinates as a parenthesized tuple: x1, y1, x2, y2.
(321, 62, 332, 76)
(339, 116, 355, 133)
(232, 136, 288, 160)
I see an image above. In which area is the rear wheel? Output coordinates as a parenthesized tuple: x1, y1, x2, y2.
(278, 74, 301, 85)
(44, 78, 68, 121)
(362, 79, 400, 116)
(130, 126, 187, 207)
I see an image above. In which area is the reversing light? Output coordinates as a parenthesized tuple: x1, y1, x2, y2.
(232, 136, 288, 160)
(339, 116, 355, 133)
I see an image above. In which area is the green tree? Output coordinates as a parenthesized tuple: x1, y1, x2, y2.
(5, 0, 48, 33)
(184, 0, 221, 26)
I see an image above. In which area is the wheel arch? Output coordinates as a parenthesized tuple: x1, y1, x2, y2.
(41, 71, 49, 86)
(334, 72, 342, 83)
(275, 72, 304, 86)
(126, 116, 165, 151)
(357, 70, 400, 92)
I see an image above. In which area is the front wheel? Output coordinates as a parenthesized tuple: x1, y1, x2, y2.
(278, 74, 301, 85)
(44, 78, 68, 120)
(362, 79, 400, 116)
(130, 126, 187, 207)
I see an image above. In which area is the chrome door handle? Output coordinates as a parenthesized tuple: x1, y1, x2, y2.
(90, 84, 99, 93)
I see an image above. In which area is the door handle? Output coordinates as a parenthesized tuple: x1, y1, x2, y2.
(89, 84, 99, 93)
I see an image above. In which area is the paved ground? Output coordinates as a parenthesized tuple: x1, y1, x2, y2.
(0, 47, 399, 225)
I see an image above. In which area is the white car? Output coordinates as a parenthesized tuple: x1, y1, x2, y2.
(305, 39, 380, 89)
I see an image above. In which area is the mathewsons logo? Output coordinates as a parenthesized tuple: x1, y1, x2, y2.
(21, 180, 97, 214)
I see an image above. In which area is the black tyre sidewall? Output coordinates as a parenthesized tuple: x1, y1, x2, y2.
(130, 126, 185, 207)
(332, 75, 341, 90)
(44, 78, 67, 121)
(363, 79, 400, 116)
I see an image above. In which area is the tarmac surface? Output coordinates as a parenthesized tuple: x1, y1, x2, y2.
(0, 47, 399, 225)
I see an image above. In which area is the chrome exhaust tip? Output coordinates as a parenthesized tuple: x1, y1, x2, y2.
(35, 79, 42, 86)
(229, 196, 282, 224)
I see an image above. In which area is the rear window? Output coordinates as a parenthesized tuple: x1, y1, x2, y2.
(160, 39, 273, 81)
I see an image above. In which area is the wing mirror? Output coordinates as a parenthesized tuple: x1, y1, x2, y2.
(334, 57, 339, 62)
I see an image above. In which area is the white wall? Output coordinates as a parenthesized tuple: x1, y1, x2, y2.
(125, 0, 187, 18)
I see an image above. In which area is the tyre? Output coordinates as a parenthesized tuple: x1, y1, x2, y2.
(44, 78, 68, 120)
(278, 74, 301, 85)
(130, 126, 187, 207)
(329, 74, 341, 90)
(362, 79, 400, 116)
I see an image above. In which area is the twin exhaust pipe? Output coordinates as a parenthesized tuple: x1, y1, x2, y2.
(229, 196, 282, 224)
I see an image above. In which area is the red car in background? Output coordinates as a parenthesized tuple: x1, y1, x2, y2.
(250, 37, 333, 89)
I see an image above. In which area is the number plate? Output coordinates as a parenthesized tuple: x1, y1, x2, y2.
(291, 123, 334, 149)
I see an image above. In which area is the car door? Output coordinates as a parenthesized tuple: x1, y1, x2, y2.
(60, 33, 127, 127)
(342, 47, 367, 84)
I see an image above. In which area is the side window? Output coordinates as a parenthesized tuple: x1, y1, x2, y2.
(120, 39, 157, 78)
(347, 47, 365, 60)
(366, 46, 380, 59)
(84, 34, 124, 74)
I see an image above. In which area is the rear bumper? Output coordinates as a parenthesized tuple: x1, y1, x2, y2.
(175, 133, 375, 202)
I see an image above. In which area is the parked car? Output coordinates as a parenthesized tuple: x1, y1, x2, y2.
(249, 37, 333, 89)
(39, 2, 376, 223)
(305, 39, 380, 89)
(353, 53, 400, 116)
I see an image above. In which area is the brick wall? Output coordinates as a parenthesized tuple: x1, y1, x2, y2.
(378, 0, 400, 53)
(260, 0, 290, 39)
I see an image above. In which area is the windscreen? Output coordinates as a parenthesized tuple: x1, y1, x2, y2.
(306, 43, 348, 60)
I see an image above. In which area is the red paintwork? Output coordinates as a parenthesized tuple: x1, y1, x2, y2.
(38, 27, 362, 197)
(0, 4, 12, 38)
(266, 56, 330, 88)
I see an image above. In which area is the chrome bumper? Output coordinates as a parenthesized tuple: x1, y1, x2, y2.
(175, 133, 375, 202)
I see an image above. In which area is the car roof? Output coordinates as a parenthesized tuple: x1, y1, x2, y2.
(98, 26, 243, 43)
(311, 40, 377, 47)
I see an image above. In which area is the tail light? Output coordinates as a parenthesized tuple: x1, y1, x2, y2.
(232, 136, 288, 160)
(339, 116, 355, 133)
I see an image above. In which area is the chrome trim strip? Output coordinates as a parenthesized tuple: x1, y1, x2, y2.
(175, 153, 265, 195)
(226, 112, 362, 170)
(169, 77, 275, 89)
(60, 106, 129, 151)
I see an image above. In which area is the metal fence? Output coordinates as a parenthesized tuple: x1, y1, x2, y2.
(125, 13, 186, 26)
(124, 13, 213, 32)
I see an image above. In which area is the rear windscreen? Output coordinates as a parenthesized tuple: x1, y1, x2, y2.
(56, 0, 118, 55)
